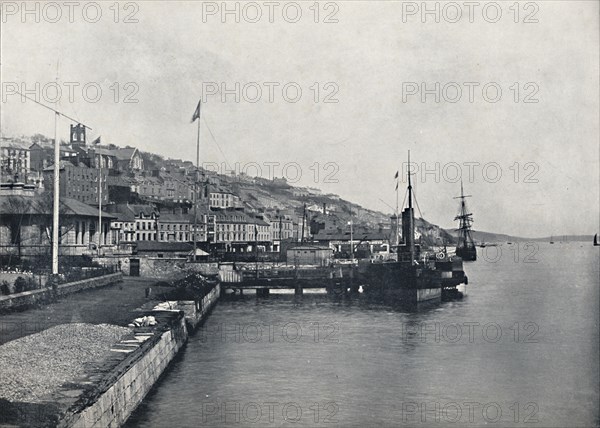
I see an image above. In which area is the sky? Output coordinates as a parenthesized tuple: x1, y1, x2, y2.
(0, 1, 598, 237)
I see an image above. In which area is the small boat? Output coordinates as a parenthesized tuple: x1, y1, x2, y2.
(550, 235, 554, 244)
(594, 234, 599, 246)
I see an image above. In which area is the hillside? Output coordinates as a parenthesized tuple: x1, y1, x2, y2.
(215, 171, 456, 246)
(5, 134, 457, 245)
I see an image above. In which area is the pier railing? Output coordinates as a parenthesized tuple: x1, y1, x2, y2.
(218, 266, 344, 283)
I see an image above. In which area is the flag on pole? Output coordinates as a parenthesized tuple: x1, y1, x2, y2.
(191, 100, 201, 123)
(91, 136, 101, 145)
(394, 171, 399, 179)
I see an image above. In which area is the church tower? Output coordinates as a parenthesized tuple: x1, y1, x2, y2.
(70, 123, 86, 147)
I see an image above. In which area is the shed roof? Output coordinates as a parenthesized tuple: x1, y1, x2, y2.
(136, 241, 193, 252)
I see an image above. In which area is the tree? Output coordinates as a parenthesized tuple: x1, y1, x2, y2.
(2, 196, 33, 260)
(0, 194, 75, 264)
(31, 133, 52, 144)
(33, 194, 76, 256)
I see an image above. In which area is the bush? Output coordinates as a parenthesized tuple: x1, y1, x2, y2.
(14, 277, 27, 293)
(1, 281, 10, 295)
(24, 277, 38, 292)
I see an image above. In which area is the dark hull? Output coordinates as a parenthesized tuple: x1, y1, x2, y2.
(358, 259, 467, 303)
(456, 246, 477, 261)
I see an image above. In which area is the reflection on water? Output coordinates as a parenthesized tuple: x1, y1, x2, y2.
(127, 245, 599, 427)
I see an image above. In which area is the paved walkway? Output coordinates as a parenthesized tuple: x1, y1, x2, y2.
(0, 277, 172, 345)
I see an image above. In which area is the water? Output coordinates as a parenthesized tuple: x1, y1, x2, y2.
(127, 244, 599, 427)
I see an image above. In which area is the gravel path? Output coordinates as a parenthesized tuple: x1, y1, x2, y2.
(0, 277, 171, 345)
(0, 323, 130, 403)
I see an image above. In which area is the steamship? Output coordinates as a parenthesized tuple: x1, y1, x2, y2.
(358, 153, 468, 303)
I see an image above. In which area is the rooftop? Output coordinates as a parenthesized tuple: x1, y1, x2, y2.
(0, 195, 116, 218)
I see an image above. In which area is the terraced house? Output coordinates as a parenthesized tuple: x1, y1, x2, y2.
(209, 187, 241, 209)
(0, 139, 31, 182)
(213, 209, 272, 252)
(157, 210, 214, 243)
(43, 161, 109, 205)
(106, 204, 158, 242)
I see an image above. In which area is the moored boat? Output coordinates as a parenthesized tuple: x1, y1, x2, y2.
(358, 152, 468, 304)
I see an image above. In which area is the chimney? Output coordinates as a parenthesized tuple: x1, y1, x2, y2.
(390, 214, 399, 247)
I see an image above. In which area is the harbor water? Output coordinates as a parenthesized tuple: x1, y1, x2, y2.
(126, 243, 599, 427)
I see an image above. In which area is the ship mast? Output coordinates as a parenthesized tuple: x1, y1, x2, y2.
(454, 181, 474, 249)
(407, 151, 415, 265)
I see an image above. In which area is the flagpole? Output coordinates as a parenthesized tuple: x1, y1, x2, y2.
(193, 104, 201, 262)
(52, 110, 60, 275)
(10, 77, 92, 275)
(52, 62, 60, 276)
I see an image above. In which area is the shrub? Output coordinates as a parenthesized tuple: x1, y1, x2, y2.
(14, 277, 27, 293)
(1, 281, 10, 295)
(24, 277, 38, 292)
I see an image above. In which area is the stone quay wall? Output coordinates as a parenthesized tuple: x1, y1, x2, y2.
(59, 282, 220, 428)
(60, 313, 188, 428)
(175, 283, 221, 330)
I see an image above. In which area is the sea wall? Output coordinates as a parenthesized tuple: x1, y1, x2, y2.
(174, 283, 221, 330)
(59, 283, 220, 428)
(0, 273, 123, 310)
(60, 313, 188, 428)
(93, 256, 219, 279)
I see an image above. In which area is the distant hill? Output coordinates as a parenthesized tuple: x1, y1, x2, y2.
(521, 235, 594, 243)
(448, 230, 594, 243)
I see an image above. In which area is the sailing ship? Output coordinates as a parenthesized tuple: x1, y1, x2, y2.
(454, 182, 477, 261)
(357, 152, 468, 303)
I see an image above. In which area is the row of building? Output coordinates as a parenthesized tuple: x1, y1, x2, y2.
(0, 183, 304, 259)
(1, 125, 397, 265)
(107, 204, 296, 252)
(1, 125, 250, 210)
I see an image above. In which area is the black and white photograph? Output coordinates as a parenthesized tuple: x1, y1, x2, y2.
(0, 1, 598, 427)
